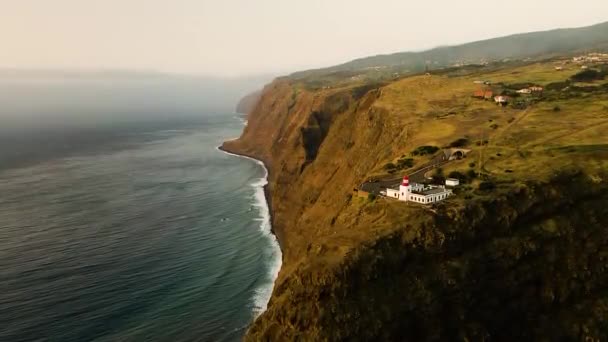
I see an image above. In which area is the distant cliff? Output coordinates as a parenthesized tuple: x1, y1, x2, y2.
(236, 90, 262, 114)
(223, 52, 608, 340)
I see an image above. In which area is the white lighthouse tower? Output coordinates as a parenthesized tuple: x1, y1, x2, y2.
(399, 176, 411, 202)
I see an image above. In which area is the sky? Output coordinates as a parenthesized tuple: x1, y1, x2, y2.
(1, 0, 607, 77)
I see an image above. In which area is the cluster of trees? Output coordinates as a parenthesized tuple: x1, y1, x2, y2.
(384, 157, 415, 173)
(411, 145, 440, 156)
(570, 68, 607, 82)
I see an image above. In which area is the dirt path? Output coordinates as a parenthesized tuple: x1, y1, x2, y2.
(490, 107, 531, 146)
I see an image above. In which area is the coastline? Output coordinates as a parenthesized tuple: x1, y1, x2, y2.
(216, 143, 283, 317)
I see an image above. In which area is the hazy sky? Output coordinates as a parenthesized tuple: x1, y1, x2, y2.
(2, 0, 607, 76)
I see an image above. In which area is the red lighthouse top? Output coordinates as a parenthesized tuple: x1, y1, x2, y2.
(402, 176, 409, 186)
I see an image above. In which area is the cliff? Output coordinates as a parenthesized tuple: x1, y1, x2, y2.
(236, 90, 262, 114)
(222, 60, 608, 340)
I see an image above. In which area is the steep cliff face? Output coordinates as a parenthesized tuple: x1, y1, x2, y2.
(236, 90, 262, 114)
(223, 70, 608, 341)
(251, 172, 608, 341)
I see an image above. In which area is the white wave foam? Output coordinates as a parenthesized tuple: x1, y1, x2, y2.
(218, 147, 283, 317)
(232, 115, 249, 127)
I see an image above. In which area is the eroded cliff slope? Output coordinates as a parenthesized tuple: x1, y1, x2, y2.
(223, 61, 608, 341)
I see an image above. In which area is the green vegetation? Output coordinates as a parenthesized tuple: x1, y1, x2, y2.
(383, 162, 396, 171)
(396, 157, 415, 169)
(570, 68, 606, 82)
(477, 180, 496, 191)
(384, 157, 415, 173)
(545, 80, 571, 91)
(236, 42, 608, 342)
(289, 21, 608, 85)
(447, 137, 469, 148)
(411, 145, 440, 156)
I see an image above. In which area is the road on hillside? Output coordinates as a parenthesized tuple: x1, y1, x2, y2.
(359, 153, 450, 195)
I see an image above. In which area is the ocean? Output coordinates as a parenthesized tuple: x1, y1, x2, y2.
(0, 77, 280, 341)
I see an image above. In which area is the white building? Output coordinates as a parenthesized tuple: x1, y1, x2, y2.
(516, 88, 532, 94)
(529, 86, 544, 92)
(387, 176, 452, 205)
(494, 95, 510, 105)
(445, 178, 460, 187)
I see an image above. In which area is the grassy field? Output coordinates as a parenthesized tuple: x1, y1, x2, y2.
(352, 60, 608, 186)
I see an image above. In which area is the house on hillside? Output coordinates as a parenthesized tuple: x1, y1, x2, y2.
(494, 95, 510, 106)
(529, 86, 544, 93)
(555, 66, 564, 71)
(516, 88, 532, 94)
(474, 89, 494, 100)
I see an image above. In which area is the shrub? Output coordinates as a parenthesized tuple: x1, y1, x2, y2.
(432, 175, 446, 184)
(448, 138, 469, 148)
(367, 193, 377, 201)
(545, 80, 571, 91)
(448, 171, 469, 183)
(490, 124, 499, 130)
(478, 181, 496, 191)
(431, 168, 445, 184)
(512, 101, 528, 110)
(553, 106, 561, 112)
(467, 169, 478, 179)
(448, 171, 465, 179)
(384, 162, 396, 170)
(571, 69, 605, 82)
(411, 145, 440, 156)
(469, 162, 476, 168)
(397, 158, 415, 169)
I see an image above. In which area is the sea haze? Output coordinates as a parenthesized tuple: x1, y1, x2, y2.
(0, 73, 280, 341)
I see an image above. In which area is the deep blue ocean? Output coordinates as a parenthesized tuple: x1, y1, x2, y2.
(0, 76, 280, 341)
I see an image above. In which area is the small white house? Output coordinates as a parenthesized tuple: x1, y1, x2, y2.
(529, 86, 544, 92)
(445, 178, 460, 187)
(516, 88, 532, 94)
(494, 95, 510, 105)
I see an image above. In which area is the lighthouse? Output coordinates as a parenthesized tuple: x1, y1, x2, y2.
(399, 176, 411, 202)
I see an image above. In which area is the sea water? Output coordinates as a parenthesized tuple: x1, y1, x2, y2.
(0, 79, 280, 341)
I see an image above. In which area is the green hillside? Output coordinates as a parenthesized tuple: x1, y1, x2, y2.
(291, 21, 608, 81)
